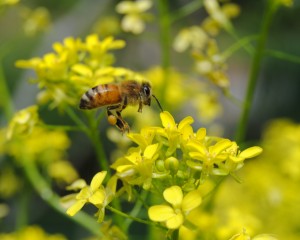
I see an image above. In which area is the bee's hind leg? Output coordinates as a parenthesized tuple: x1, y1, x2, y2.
(106, 102, 129, 133)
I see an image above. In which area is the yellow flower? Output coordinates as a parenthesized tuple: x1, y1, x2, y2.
(116, 0, 152, 34)
(187, 138, 262, 182)
(193, 39, 229, 89)
(173, 26, 208, 52)
(92, 16, 121, 37)
(148, 185, 202, 229)
(111, 143, 159, 189)
(0, 225, 67, 240)
(6, 105, 39, 140)
(203, 0, 239, 31)
(0, 167, 21, 198)
(66, 171, 109, 222)
(0, 0, 19, 7)
(21, 6, 51, 36)
(277, 0, 293, 7)
(155, 111, 194, 156)
(47, 160, 78, 184)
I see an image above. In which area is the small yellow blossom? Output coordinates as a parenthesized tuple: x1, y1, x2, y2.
(92, 16, 121, 37)
(111, 143, 159, 189)
(47, 160, 79, 184)
(116, 0, 152, 34)
(6, 105, 39, 140)
(187, 138, 262, 182)
(0, 204, 9, 219)
(0, 225, 67, 240)
(0, 167, 21, 198)
(203, 0, 240, 31)
(156, 111, 194, 156)
(173, 26, 208, 52)
(193, 39, 229, 89)
(21, 6, 51, 36)
(66, 171, 109, 222)
(0, 0, 19, 7)
(148, 185, 202, 229)
(277, 0, 293, 7)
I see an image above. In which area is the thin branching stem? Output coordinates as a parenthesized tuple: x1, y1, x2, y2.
(23, 159, 103, 237)
(235, 1, 279, 143)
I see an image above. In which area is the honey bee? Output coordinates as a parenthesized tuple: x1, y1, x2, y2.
(79, 80, 163, 132)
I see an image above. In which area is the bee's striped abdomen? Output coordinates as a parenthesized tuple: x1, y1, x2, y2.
(79, 84, 122, 109)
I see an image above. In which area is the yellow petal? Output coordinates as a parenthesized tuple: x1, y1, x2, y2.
(76, 187, 90, 200)
(187, 140, 207, 155)
(196, 128, 206, 140)
(90, 171, 107, 192)
(66, 200, 86, 216)
(182, 190, 202, 213)
(178, 116, 194, 131)
(72, 64, 93, 77)
(160, 111, 176, 129)
(66, 179, 87, 191)
(166, 213, 184, 229)
(148, 205, 175, 221)
(239, 146, 263, 159)
(210, 139, 232, 155)
(163, 186, 183, 207)
(136, 0, 152, 11)
(89, 189, 106, 205)
(144, 143, 159, 159)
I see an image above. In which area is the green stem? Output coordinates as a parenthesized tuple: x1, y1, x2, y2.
(0, 61, 14, 121)
(156, 0, 171, 106)
(85, 112, 110, 174)
(65, 107, 89, 134)
(235, 1, 278, 143)
(15, 188, 30, 230)
(222, 35, 258, 60)
(23, 160, 102, 237)
(265, 49, 300, 65)
(106, 205, 165, 230)
(170, 0, 203, 23)
(123, 189, 149, 231)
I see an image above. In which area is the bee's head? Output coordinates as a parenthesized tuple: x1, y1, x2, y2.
(141, 82, 152, 106)
(141, 82, 163, 112)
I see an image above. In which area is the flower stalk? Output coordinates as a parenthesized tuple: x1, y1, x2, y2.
(235, 1, 279, 143)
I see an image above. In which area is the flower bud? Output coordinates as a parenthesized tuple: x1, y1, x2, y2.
(155, 159, 165, 172)
(164, 157, 179, 174)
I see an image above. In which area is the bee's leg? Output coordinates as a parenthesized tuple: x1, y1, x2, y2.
(107, 105, 124, 131)
(116, 110, 130, 133)
(138, 94, 143, 113)
(107, 103, 129, 133)
(116, 98, 130, 133)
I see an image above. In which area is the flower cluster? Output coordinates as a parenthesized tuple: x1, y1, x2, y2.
(15, 34, 134, 110)
(116, 0, 152, 34)
(1, 106, 78, 184)
(66, 111, 262, 233)
(113, 111, 262, 191)
(173, 0, 240, 89)
(20, 6, 51, 36)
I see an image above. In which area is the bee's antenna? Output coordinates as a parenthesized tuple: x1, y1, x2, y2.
(152, 95, 163, 112)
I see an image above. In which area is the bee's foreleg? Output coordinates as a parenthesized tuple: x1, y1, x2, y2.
(138, 94, 143, 113)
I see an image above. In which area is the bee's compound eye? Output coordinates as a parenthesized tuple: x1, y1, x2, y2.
(143, 85, 151, 97)
(107, 115, 117, 126)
